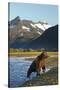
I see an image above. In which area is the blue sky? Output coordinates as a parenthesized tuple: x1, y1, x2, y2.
(9, 3, 58, 26)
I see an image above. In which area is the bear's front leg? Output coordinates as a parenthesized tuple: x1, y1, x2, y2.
(42, 65, 46, 72)
(36, 68, 41, 76)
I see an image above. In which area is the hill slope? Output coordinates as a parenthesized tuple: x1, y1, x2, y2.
(24, 25, 58, 50)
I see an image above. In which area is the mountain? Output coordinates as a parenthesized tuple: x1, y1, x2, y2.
(24, 25, 58, 51)
(9, 17, 58, 51)
(9, 16, 51, 47)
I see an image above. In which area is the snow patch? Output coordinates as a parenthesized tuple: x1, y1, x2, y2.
(35, 23, 45, 30)
(30, 23, 36, 28)
(35, 23, 51, 31)
(22, 26, 29, 30)
(37, 31, 42, 35)
(43, 24, 51, 29)
(22, 26, 30, 32)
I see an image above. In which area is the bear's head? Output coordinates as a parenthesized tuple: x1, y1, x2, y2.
(38, 52, 49, 60)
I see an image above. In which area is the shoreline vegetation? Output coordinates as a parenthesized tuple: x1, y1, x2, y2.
(8, 48, 58, 57)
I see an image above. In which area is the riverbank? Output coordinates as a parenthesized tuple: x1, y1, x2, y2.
(19, 66, 58, 87)
(18, 54, 58, 87)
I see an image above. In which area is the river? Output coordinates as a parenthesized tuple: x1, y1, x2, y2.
(8, 57, 50, 87)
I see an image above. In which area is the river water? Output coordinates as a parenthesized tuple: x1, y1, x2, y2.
(8, 57, 50, 87)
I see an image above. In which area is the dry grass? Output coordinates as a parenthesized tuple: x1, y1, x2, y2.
(9, 51, 58, 57)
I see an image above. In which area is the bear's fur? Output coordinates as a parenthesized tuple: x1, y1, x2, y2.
(27, 52, 49, 78)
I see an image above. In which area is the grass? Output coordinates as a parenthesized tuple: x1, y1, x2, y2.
(9, 51, 58, 57)
(45, 56, 58, 68)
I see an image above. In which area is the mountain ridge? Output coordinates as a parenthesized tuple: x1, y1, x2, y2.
(9, 16, 51, 44)
(8, 16, 58, 51)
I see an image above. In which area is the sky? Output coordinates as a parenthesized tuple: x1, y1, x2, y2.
(9, 3, 58, 26)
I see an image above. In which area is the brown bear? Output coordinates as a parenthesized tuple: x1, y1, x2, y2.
(27, 52, 49, 78)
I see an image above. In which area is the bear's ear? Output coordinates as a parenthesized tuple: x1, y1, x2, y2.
(42, 51, 48, 56)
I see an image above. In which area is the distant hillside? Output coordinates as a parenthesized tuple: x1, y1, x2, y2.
(24, 25, 58, 51)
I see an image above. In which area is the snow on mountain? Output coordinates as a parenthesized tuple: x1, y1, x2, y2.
(30, 22, 51, 31)
(9, 16, 52, 45)
(30, 23, 36, 28)
(35, 23, 45, 30)
(43, 24, 51, 29)
(22, 26, 30, 32)
(37, 31, 42, 35)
